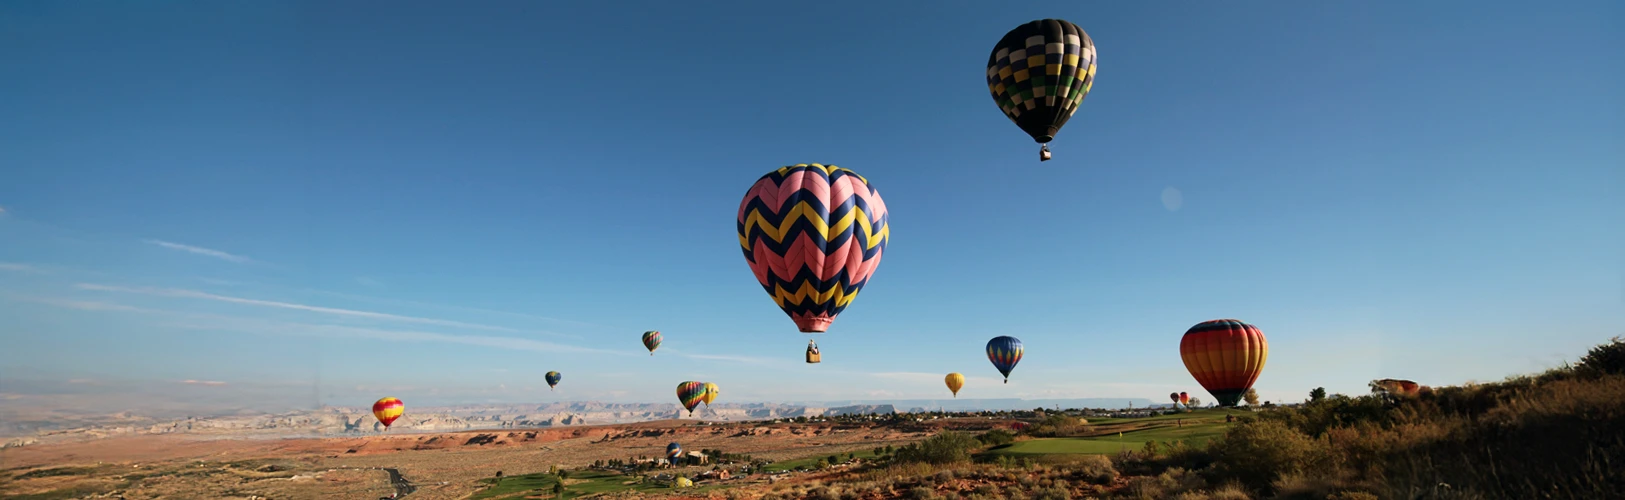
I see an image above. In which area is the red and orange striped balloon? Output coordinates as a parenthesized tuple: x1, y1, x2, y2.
(1179, 319, 1268, 407)
(372, 397, 404, 429)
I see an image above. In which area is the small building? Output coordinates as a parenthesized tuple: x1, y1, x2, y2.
(684, 451, 709, 465)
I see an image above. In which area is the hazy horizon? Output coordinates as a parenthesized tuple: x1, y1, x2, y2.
(3, 1, 1620, 413)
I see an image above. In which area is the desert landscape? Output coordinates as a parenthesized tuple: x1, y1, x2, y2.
(0, 412, 995, 499)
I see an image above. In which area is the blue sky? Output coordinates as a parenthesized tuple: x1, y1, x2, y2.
(1, 1, 1620, 411)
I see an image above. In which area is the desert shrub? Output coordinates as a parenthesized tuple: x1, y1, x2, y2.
(977, 429, 1016, 446)
(1018, 475, 1038, 488)
(1206, 418, 1320, 493)
(1326, 492, 1379, 500)
(1119, 476, 1172, 499)
(1072, 454, 1118, 484)
(1005, 489, 1031, 500)
(935, 469, 956, 483)
(974, 484, 996, 496)
(1035, 486, 1071, 500)
(1269, 472, 1341, 499)
(1159, 467, 1207, 493)
(895, 431, 978, 465)
(1206, 482, 1252, 500)
(1576, 335, 1625, 377)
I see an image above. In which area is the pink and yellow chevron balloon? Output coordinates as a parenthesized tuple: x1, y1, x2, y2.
(737, 164, 890, 333)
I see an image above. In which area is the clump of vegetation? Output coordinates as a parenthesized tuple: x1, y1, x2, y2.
(894, 431, 979, 465)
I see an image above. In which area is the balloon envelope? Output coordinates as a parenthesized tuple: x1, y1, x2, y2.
(372, 397, 404, 429)
(701, 382, 719, 406)
(545, 371, 561, 389)
(666, 442, 683, 460)
(986, 19, 1098, 144)
(1179, 392, 1190, 405)
(643, 331, 662, 355)
(738, 164, 889, 333)
(676, 381, 706, 415)
(945, 373, 965, 397)
(986, 336, 1024, 383)
(1180, 319, 1268, 407)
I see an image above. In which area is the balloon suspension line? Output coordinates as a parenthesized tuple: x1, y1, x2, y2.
(1039, 144, 1052, 162)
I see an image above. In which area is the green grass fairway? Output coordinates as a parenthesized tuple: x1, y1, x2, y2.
(764, 449, 881, 471)
(470, 469, 720, 499)
(986, 410, 1242, 457)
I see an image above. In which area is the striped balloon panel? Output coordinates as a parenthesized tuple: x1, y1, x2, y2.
(643, 331, 662, 352)
(676, 381, 707, 413)
(737, 164, 889, 333)
(1180, 319, 1268, 407)
(372, 397, 405, 427)
(986, 336, 1025, 378)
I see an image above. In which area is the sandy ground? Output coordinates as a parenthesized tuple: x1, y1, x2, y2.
(0, 418, 972, 499)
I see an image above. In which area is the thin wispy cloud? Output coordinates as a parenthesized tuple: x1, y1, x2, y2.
(75, 283, 546, 334)
(144, 239, 255, 263)
(179, 380, 228, 386)
(306, 288, 607, 331)
(0, 262, 45, 274)
(675, 352, 778, 366)
(160, 315, 635, 357)
(0, 295, 150, 313)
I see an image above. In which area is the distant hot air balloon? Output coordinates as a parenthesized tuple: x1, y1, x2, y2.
(666, 442, 683, 463)
(945, 373, 965, 397)
(1179, 392, 1189, 405)
(986, 19, 1098, 162)
(372, 397, 404, 430)
(987, 336, 1024, 384)
(1180, 319, 1269, 407)
(1373, 378, 1423, 397)
(643, 331, 662, 355)
(701, 382, 720, 407)
(738, 164, 889, 355)
(1169, 392, 1180, 405)
(545, 371, 562, 391)
(676, 381, 706, 415)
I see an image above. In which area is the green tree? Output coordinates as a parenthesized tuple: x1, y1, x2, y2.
(558, 469, 570, 480)
(1309, 387, 1327, 403)
(552, 481, 565, 496)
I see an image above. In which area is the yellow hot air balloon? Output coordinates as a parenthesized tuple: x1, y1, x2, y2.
(945, 373, 965, 397)
(701, 382, 719, 407)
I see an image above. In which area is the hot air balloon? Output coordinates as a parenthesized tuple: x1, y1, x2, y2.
(1169, 392, 1180, 405)
(666, 442, 683, 464)
(986, 19, 1098, 162)
(545, 371, 562, 391)
(676, 381, 706, 416)
(1180, 319, 1269, 407)
(643, 331, 662, 355)
(986, 336, 1024, 383)
(1373, 378, 1424, 397)
(701, 382, 719, 407)
(738, 164, 889, 357)
(945, 373, 965, 397)
(372, 397, 404, 430)
(1179, 392, 1190, 405)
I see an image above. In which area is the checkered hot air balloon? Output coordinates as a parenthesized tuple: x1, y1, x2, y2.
(372, 397, 404, 430)
(986, 336, 1024, 383)
(986, 19, 1098, 162)
(676, 381, 706, 416)
(1180, 319, 1269, 407)
(737, 164, 889, 347)
(642, 331, 662, 355)
(545, 371, 561, 391)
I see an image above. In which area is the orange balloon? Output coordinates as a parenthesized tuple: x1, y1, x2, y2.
(1180, 319, 1268, 407)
